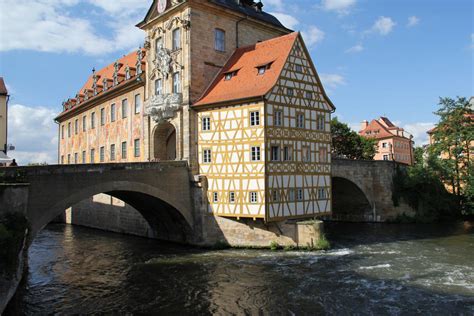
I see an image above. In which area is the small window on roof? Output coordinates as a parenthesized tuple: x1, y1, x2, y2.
(224, 70, 238, 81)
(256, 62, 273, 76)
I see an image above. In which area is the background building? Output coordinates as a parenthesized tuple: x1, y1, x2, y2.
(359, 117, 414, 165)
(0, 77, 8, 154)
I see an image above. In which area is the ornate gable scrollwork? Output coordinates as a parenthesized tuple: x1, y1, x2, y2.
(145, 93, 183, 123)
(165, 16, 190, 30)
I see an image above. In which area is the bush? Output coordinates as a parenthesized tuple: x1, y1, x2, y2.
(314, 235, 331, 250)
(269, 241, 280, 251)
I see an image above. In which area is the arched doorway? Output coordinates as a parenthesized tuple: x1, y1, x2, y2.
(153, 122, 176, 161)
(332, 177, 373, 222)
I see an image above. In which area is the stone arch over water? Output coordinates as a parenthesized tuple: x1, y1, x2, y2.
(331, 177, 373, 222)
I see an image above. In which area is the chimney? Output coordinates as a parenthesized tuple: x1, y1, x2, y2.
(361, 120, 368, 130)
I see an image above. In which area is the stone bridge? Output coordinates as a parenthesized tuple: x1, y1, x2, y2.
(331, 158, 413, 222)
(0, 161, 200, 243)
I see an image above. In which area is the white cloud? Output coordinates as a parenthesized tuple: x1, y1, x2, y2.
(0, 0, 146, 55)
(302, 26, 326, 47)
(345, 43, 364, 53)
(270, 12, 300, 30)
(8, 104, 58, 165)
(320, 73, 346, 90)
(402, 122, 435, 146)
(407, 16, 420, 27)
(320, 0, 357, 15)
(265, 0, 284, 11)
(371, 16, 396, 36)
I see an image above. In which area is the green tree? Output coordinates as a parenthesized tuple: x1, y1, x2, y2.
(429, 97, 473, 207)
(331, 117, 377, 160)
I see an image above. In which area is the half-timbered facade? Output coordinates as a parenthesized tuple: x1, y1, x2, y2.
(194, 32, 335, 221)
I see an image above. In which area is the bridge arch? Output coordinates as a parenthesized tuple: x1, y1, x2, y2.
(331, 177, 373, 222)
(28, 181, 194, 243)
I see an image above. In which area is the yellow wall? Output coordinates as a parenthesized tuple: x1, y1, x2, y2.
(58, 85, 146, 164)
(198, 102, 266, 219)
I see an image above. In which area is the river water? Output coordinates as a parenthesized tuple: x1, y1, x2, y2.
(7, 222, 474, 315)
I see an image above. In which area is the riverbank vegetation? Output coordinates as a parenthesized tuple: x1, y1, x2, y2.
(393, 97, 473, 222)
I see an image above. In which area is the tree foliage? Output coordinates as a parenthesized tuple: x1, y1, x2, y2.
(428, 97, 473, 212)
(331, 117, 377, 160)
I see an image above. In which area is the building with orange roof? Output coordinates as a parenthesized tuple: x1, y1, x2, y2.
(56, 0, 335, 222)
(359, 117, 414, 165)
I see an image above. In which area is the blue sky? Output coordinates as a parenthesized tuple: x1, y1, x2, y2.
(0, 0, 472, 163)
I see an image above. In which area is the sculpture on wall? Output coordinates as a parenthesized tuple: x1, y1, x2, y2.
(145, 93, 183, 123)
(154, 47, 172, 78)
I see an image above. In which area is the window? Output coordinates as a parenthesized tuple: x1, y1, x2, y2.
(134, 139, 140, 157)
(68, 122, 71, 137)
(224, 71, 237, 81)
(90, 148, 95, 163)
(295, 64, 303, 72)
(67, 154, 71, 164)
(91, 112, 96, 129)
(303, 146, 311, 162)
(172, 72, 181, 93)
(250, 111, 260, 126)
(75, 119, 78, 135)
(382, 142, 387, 148)
(213, 192, 218, 203)
(271, 146, 280, 161)
(229, 191, 235, 203)
(100, 146, 105, 162)
(61, 155, 64, 164)
(297, 114, 305, 128)
(283, 146, 292, 161)
(271, 190, 279, 202)
(155, 79, 163, 95)
(316, 115, 325, 131)
(383, 154, 389, 161)
(122, 99, 128, 119)
(172, 28, 181, 50)
(74, 153, 78, 164)
(215, 29, 225, 52)
(297, 189, 304, 201)
(203, 149, 211, 163)
(319, 147, 328, 163)
(202, 117, 211, 131)
(258, 66, 266, 75)
(318, 188, 327, 200)
(111, 103, 116, 122)
(274, 111, 282, 126)
(82, 116, 87, 132)
(82, 151, 86, 163)
(288, 189, 295, 202)
(306, 91, 313, 99)
(110, 144, 116, 161)
(250, 191, 258, 204)
(61, 125, 64, 139)
(100, 108, 105, 126)
(287, 88, 294, 97)
(251, 146, 261, 161)
(121, 142, 127, 159)
(134, 94, 141, 114)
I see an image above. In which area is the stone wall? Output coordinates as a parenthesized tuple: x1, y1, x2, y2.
(57, 194, 153, 238)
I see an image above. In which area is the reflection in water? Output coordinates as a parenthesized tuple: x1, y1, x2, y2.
(7, 222, 474, 314)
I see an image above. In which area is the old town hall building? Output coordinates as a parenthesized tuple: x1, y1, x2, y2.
(56, 0, 335, 222)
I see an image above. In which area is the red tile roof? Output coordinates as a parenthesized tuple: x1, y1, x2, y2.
(57, 49, 145, 118)
(0, 77, 7, 95)
(194, 32, 299, 107)
(359, 117, 411, 140)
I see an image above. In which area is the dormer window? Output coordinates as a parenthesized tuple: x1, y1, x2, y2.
(103, 79, 108, 91)
(224, 70, 238, 81)
(256, 62, 272, 75)
(125, 66, 131, 80)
